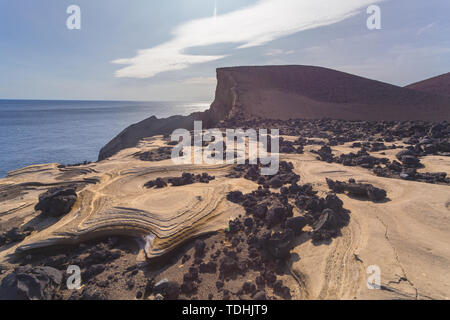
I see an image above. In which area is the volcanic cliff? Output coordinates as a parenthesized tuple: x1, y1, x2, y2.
(406, 72, 450, 97)
(99, 65, 450, 160)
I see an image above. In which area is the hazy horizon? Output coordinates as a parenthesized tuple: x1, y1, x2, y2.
(1, 0, 449, 101)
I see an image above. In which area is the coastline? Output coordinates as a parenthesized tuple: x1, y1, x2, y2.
(0, 100, 209, 178)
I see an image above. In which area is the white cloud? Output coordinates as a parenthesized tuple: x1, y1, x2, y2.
(113, 0, 383, 78)
(181, 77, 217, 85)
(265, 49, 295, 56)
(417, 22, 437, 36)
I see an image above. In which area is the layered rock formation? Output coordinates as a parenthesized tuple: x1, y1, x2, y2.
(99, 66, 450, 161)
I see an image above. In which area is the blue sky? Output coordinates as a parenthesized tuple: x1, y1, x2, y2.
(0, 0, 449, 101)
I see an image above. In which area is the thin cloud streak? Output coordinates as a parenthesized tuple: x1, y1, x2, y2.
(213, 0, 217, 18)
(113, 0, 383, 78)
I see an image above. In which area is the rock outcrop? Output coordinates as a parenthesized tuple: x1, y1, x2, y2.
(99, 113, 213, 161)
(99, 65, 450, 160)
(209, 66, 450, 122)
(0, 266, 62, 300)
(35, 187, 77, 217)
(406, 72, 450, 97)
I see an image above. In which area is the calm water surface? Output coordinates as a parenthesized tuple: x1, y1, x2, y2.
(0, 100, 209, 177)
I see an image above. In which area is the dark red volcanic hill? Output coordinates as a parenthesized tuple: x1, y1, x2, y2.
(99, 65, 450, 160)
(208, 65, 450, 122)
(406, 72, 450, 97)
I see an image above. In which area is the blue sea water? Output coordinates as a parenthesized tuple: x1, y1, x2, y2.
(0, 100, 209, 177)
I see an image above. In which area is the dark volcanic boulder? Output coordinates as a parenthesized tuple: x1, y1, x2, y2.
(253, 291, 267, 300)
(81, 287, 107, 300)
(219, 256, 240, 278)
(226, 191, 244, 203)
(194, 239, 206, 258)
(5, 228, 27, 243)
(285, 217, 307, 235)
(399, 155, 421, 167)
(367, 186, 387, 202)
(312, 208, 346, 242)
(345, 183, 369, 197)
(0, 266, 62, 300)
(35, 187, 77, 217)
(438, 140, 450, 152)
(324, 194, 344, 213)
(314, 209, 339, 231)
(326, 178, 387, 202)
(153, 280, 180, 300)
(83, 264, 106, 280)
(316, 145, 333, 162)
(266, 206, 286, 226)
(199, 262, 217, 274)
(326, 178, 345, 193)
(355, 155, 377, 168)
(268, 177, 283, 189)
(396, 149, 416, 161)
(267, 229, 295, 258)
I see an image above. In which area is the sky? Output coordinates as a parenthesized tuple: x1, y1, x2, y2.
(0, 0, 449, 101)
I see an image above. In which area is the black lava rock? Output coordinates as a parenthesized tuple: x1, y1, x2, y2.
(0, 266, 63, 300)
(285, 216, 307, 235)
(35, 187, 77, 217)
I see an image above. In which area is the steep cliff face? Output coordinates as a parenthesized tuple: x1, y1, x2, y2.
(207, 68, 243, 121)
(98, 69, 239, 161)
(98, 65, 450, 160)
(98, 113, 211, 161)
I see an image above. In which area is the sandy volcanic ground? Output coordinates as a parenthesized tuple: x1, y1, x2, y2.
(0, 135, 449, 300)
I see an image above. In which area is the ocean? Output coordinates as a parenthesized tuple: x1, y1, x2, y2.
(0, 100, 209, 177)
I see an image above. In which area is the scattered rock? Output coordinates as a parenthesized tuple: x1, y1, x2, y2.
(285, 216, 307, 235)
(35, 187, 77, 217)
(0, 266, 63, 300)
(326, 178, 387, 202)
(266, 230, 295, 258)
(226, 191, 244, 203)
(153, 280, 180, 300)
(145, 172, 215, 189)
(194, 240, 206, 258)
(253, 291, 267, 300)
